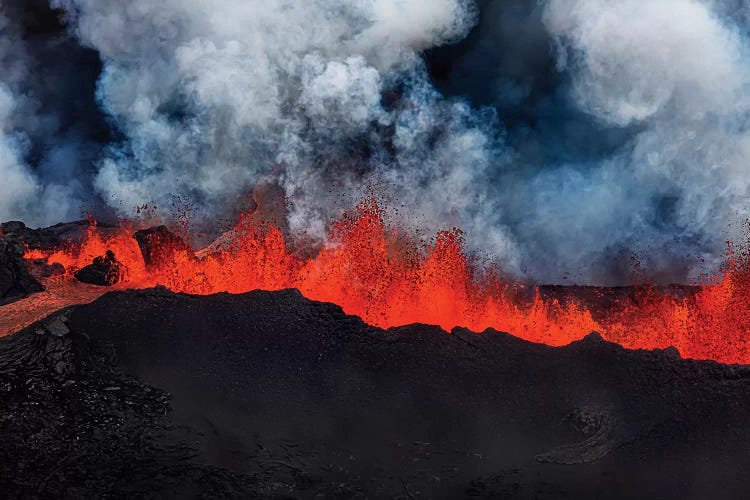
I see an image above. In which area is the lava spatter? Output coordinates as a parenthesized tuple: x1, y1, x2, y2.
(14, 199, 750, 365)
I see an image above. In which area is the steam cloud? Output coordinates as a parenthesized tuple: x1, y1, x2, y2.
(50, 0, 522, 266)
(0, 1, 106, 225)
(536, 0, 750, 282)
(0, 8, 43, 222)
(3, 0, 750, 284)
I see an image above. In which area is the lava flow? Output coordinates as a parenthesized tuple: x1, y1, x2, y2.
(9, 199, 750, 365)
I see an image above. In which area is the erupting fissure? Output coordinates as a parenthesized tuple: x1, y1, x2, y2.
(18, 200, 750, 365)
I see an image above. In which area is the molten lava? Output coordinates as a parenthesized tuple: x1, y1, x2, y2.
(11, 199, 750, 365)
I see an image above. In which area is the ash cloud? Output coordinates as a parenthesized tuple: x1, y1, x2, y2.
(0, 6, 43, 223)
(3, 0, 750, 284)
(0, 1, 108, 226)
(50, 0, 521, 266)
(430, 0, 750, 284)
(535, 0, 750, 283)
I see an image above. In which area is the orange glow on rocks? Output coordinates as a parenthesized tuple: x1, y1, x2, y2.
(18, 199, 750, 365)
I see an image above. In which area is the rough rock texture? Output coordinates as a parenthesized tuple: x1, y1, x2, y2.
(0, 235, 43, 305)
(0, 220, 120, 305)
(0, 309, 252, 499)
(133, 226, 191, 267)
(0, 221, 41, 246)
(73, 250, 126, 286)
(2, 288, 750, 498)
(1, 220, 117, 251)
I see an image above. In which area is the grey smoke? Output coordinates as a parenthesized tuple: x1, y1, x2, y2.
(533, 0, 750, 282)
(433, 0, 750, 284)
(0, 7, 42, 223)
(49, 0, 520, 265)
(0, 1, 108, 226)
(2, 0, 750, 284)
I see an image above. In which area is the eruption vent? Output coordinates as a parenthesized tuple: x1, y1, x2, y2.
(10, 198, 750, 365)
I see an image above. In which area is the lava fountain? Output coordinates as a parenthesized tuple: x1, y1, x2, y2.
(7, 199, 750, 365)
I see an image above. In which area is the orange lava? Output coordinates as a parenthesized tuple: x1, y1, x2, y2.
(11, 199, 750, 364)
(0, 275, 130, 337)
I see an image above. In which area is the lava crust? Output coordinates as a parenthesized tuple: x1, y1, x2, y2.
(2, 288, 750, 498)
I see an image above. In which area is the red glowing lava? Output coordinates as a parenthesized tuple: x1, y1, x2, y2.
(11, 199, 750, 365)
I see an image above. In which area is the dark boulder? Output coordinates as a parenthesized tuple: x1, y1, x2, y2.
(1, 220, 119, 251)
(0, 236, 43, 304)
(73, 250, 126, 286)
(0, 219, 121, 304)
(133, 226, 191, 267)
(0, 221, 43, 249)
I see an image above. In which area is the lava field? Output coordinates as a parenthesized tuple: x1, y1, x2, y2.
(2, 278, 750, 497)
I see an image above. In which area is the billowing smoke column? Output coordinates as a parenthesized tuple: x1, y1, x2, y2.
(49, 0, 519, 270)
(0, 8, 36, 221)
(536, 0, 750, 282)
(3, 0, 750, 284)
(0, 1, 105, 225)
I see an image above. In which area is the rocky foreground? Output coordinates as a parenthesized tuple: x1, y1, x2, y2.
(2, 287, 750, 499)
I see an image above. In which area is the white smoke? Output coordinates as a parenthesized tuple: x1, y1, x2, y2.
(5, 0, 750, 283)
(0, 5, 90, 226)
(0, 10, 40, 222)
(50, 0, 522, 267)
(527, 0, 750, 283)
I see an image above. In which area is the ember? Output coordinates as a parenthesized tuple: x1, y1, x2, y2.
(15, 199, 750, 365)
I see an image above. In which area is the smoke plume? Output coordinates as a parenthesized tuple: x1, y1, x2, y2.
(0, 6, 42, 222)
(0, 0, 109, 226)
(3, 0, 750, 284)
(431, 0, 750, 283)
(536, 0, 750, 282)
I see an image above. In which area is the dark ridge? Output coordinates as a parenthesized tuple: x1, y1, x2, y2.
(0, 234, 43, 305)
(2, 288, 750, 498)
(1, 220, 117, 251)
(535, 284, 701, 322)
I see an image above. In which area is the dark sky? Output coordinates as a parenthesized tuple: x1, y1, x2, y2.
(426, 0, 636, 169)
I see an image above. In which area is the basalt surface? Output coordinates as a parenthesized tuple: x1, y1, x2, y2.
(2, 287, 749, 499)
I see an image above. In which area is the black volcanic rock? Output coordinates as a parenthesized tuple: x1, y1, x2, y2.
(1, 220, 117, 251)
(0, 221, 40, 245)
(133, 226, 191, 266)
(0, 234, 43, 304)
(0, 219, 122, 304)
(2, 288, 750, 498)
(73, 250, 126, 286)
(536, 284, 700, 322)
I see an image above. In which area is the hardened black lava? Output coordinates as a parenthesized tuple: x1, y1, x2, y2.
(2, 287, 750, 499)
